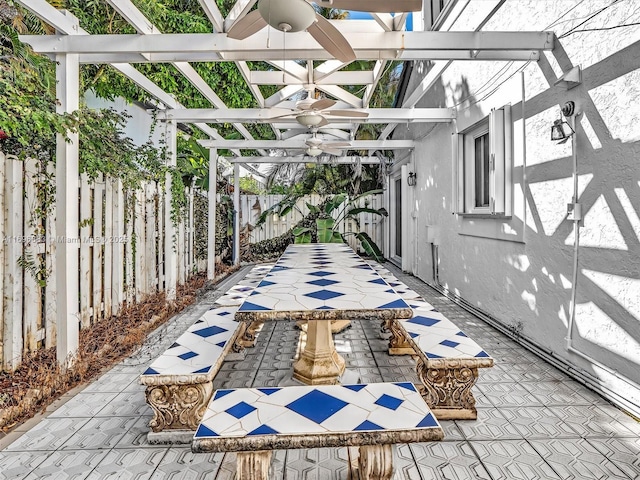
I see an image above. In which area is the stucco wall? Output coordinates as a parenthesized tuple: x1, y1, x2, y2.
(84, 91, 163, 147)
(397, 0, 640, 413)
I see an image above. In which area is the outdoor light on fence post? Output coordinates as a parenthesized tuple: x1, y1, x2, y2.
(407, 171, 417, 186)
(551, 101, 576, 144)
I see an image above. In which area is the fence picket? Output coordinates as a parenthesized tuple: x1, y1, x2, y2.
(92, 175, 104, 322)
(79, 174, 91, 328)
(23, 158, 42, 351)
(0, 153, 5, 364)
(3, 156, 24, 371)
(103, 179, 113, 319)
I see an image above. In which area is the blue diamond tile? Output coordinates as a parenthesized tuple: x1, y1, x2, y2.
(304, 289, 345, 301)
(408, 315, 440, 327)
(317, 305, 334, 309)
(369, 278, 387, 285)
(216, 341, 226, 348)
(456, 331, 467, 337)
(378, 299, 409, 309)
(226, 401, 257, 419)
(193, 325, 227, 338)
(416, 413, 438, 428)
(374, 394, 404, 411)
(476, 351, 490, 357)
(343, 384, 366, 392)
(248, 424, 279, 435)
(307, 271, 335, 277)
(195, 319, 204, 323)
(258, 280, 275, 287)
(355, 420, 383, 431)
(143, 367, 159, 375)
(425, 352, 443, 359)
(195, 424, 218, 438)
(257, 388, 281, 395)
(286, 390, 348, 424)
(214, 389, 233, 400)
(409, 332, 419, 338)
(193, 366, 211, 374)
(440, 339, 460, 348)
(169, 342, 181, 349)
(178, 351, 198, 361)
(395, 382, 417, 392)
(219, 311, 231, 316)
(238, 301, 271, 312)
(307, 278, 339, 287)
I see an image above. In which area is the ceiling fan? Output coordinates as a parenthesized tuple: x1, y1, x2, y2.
(298, 129, 351, 156)
(227, 0, 422, 62)
(268, 97, 368, 127)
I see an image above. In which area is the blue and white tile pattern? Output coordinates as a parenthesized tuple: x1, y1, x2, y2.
(402, 308, 491, 360)
(142, 307, 240, 377)
(194, 382, 440, 439)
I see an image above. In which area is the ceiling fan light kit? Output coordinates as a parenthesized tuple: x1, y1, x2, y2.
(258, 0, 316, 32)
(296, 112, 325, 127)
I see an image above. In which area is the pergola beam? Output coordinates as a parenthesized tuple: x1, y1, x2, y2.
(250, 70, 374, 85)
(199, 139, 414, 149)
(22, 31, 554, 60)
(227, 156, 383, 164)
(156, 107, 454, 123)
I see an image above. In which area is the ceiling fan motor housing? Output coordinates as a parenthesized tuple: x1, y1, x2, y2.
(258, 0, 316, 32)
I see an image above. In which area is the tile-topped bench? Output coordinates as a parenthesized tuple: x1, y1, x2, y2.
(140, 306, 244, 442)
(192, 382, 443, 480)
(397, 307, 494, 420)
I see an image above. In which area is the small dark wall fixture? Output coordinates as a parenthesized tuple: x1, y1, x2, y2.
(407, 171, 417, 187)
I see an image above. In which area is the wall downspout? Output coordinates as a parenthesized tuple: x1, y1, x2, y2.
(563, 111, 640, 397)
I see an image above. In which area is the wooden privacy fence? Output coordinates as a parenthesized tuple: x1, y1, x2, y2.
(238, 193, 385, 253)
(0, 152, 198, 372)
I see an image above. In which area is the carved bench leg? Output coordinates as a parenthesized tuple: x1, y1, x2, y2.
(415, 358, 478, 420)
(387, 319, 415, 356)
(358, 444, 393, 480)
(237, 450, 272, 480)
(146, 382, 213, 433)
(236, 320, 263, 348)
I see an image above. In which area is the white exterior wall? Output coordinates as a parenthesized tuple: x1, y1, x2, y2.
(84, 91, 163, 147)
(398, 0, 640, 415)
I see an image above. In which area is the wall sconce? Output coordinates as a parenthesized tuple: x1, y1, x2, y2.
(407, 171, 417, 187)
(551, 101, 576, 144)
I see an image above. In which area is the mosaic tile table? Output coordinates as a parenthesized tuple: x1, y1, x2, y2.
(192, 382, 444, 480)
(236, 244, 413, 385)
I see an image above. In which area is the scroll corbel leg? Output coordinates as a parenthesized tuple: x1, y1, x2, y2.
(415, 357, 479, 420)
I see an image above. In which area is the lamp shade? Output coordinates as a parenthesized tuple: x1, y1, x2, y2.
(551, 119, 574, 143)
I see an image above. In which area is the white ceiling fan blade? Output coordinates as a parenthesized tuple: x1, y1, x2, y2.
(267, 110, 298, 120)
(310, 98, 336, 110)
(227, 10, 267, 40)
(322, 148, 344, 156)
(324, 109, 369, 118)
(307, 15, 356, 63)
(316, 0, 422, 12)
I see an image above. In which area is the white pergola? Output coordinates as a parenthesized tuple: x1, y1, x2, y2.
(15, 0, 554, 366)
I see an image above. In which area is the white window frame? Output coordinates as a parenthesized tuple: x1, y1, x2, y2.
(453, 105, 513, 217)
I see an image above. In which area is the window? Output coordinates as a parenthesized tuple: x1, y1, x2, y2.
(453, 105, 512, 216)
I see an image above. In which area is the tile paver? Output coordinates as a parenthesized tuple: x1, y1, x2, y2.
(1, 262, 638, 479)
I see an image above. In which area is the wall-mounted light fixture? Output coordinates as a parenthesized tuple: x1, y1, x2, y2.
(551, 101, 576, 144)
(407, 171, 417, 186)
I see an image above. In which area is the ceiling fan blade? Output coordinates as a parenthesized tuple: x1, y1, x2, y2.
(323, 142, 351, 148)
(322, 148, 344, 156)
(227, 10, 267, 40)
(317, 117, 330, 127)
(324, 109, 369, 118)
(307, 15, 356, 63)
(310, 98, 336, 110)
(266, 107, 297, 119)
(317, 0, 422, 12)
